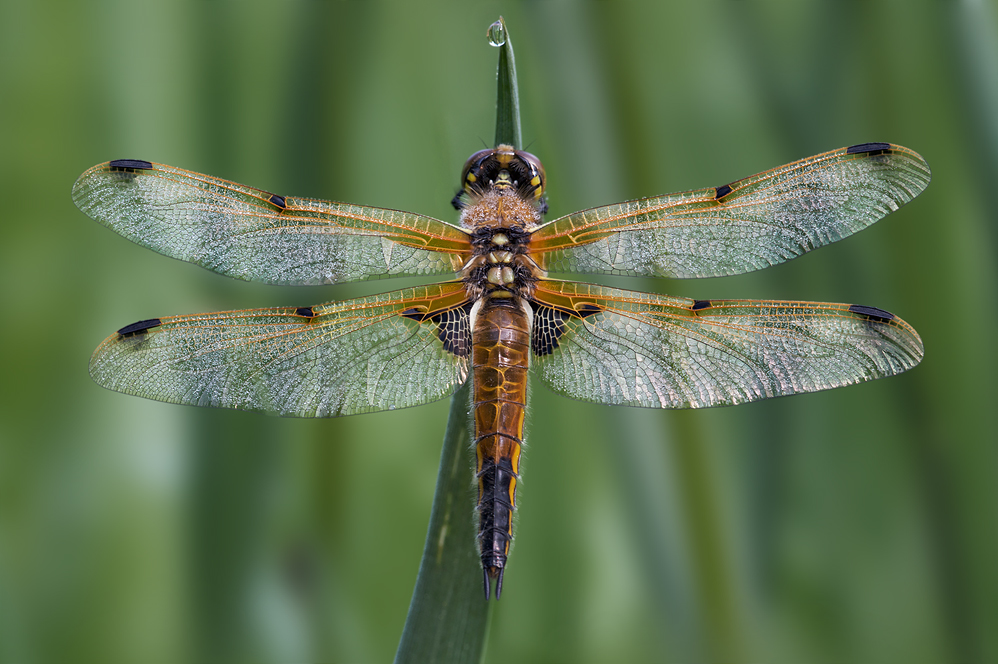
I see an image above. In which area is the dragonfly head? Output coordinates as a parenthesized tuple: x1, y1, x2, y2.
(455, 145, 546, 209)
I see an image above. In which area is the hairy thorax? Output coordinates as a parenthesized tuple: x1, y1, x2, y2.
(460, 188, 545, 302)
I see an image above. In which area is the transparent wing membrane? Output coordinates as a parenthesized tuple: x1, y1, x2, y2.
(73, 161, 471, 285)
(530, 280, 923, 409)
(79, 143, 927, 418)
(89, 283, 472, 417)
(530, 144, 930, 278)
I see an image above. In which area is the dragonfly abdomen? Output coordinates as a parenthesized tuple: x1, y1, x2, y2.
(471, 296, 530, 600)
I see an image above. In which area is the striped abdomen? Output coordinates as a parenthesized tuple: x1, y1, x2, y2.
(471, 295, 530, 600)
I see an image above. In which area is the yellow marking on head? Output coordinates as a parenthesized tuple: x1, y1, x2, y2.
(530, 176, 540, 186)
(466, 172, 477, 183)
(495, 145, 515, 167)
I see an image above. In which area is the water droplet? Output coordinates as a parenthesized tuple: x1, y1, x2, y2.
(487, 20, 506, 47)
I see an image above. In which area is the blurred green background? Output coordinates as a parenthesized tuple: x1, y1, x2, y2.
(2, 2, 997, 662)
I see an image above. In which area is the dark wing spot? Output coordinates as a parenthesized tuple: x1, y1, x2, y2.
(848, 304, 895, 322)
(401, 307, 426, 321)
(268, 194, 287, 209)
(401, 304, 473, 357)
(531, 302, 601, 355)
(109, 159, 153, 171)
(714, 184, 732, 200)
(531, 304, 570, 356)
(117, 318, 162, 337)
(430, 302, 473, 357)
(846, 142, 892, 156)
(295, 306, 314, 318)
(692, 299, 711, 311)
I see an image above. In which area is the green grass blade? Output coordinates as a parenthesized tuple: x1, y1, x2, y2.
(492, 17, 522, 149)
(394, 381, 493, 663)
(395, 17, 521, 662)
(396, 18, 523, 661)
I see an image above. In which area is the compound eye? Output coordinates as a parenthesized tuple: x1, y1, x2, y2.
(516, 149, 546, 198)
(460, 149, 495, 188)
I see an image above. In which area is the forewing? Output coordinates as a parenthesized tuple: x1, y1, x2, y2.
(530, 144, 930, 278)
(89, 282, 473, 417)
(530, 280, 922, 409)
(73, 160, 471, 285)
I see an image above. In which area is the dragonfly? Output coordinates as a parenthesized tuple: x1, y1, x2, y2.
(74, 141, 928, 599)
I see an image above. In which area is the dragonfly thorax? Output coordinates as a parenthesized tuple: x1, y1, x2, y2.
(462, 218, 541, 300)
(459, 188, 542, 231)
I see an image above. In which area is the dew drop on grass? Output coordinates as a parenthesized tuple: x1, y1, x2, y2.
(487, 20, 506, 47)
